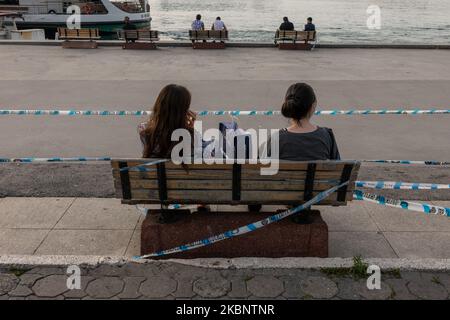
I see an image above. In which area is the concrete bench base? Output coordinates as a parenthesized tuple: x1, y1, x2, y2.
(62, 41, 98, 49)
(122, 42, 157, 50)
(141, 209, 328, 259)
(278, 43, 312, 50)
(192, 42, 226, 49)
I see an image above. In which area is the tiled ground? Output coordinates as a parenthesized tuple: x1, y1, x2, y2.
(0, 197, 449, 259)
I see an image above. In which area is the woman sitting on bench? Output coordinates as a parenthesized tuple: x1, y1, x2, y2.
(139, 84, 197, 159)
(138, 84, 209, 213)
(277, 82, 340, 161)
(260, 83, 340, 221)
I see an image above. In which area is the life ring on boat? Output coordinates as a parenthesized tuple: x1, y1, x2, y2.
(82, 3, 95, 15)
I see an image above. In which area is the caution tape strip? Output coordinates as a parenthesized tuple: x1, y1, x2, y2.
(355, 181, 450, 190)
(353, 190, 450, 216)
(1, 109, 450, 116)
(134, 181, 349, 259)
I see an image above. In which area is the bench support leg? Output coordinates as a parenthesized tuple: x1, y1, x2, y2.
(146, 209, 191, 224)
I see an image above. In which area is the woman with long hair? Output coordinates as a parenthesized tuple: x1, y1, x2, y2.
(139, 84, 196, 158)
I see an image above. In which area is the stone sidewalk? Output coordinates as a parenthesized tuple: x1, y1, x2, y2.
(0, 260, 449, 300)
(1, 197, 450, 259)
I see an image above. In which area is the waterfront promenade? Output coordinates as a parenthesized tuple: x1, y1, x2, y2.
(0, 45, 449, 300)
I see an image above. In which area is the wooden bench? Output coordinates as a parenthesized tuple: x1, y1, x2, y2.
(117, 29, 159, 50)
(275, 30, 317, 50)
(111, 159, 360, 258)
(189, 30, 228, 49)
(57, 27, 100, 49)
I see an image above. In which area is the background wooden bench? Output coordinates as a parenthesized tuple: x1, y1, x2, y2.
(58, 27, 100, 49)
(117, 30, 159, 49)
(111, 159, 360, 259)
(189, 30, 228, 49)
(275, 30, 317, 50)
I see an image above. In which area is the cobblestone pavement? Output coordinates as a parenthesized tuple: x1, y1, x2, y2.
(0, 262, 449, 300)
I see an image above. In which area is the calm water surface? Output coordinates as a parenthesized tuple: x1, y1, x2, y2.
(150, 0, 450, 43)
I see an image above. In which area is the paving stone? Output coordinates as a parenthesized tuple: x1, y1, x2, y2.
(27, 295, 65, 300)
(172, 279, 195, 298)
(27, 267, 67, 275)
(336, 278, 363, 300)
(117, 277, 146, 299)
(227, 278, 250, 298)
(300, 276, 338, 299)
(139, 276, 177, 298)
(246, 276, 284, 298)
(193, 277, 231, 298)
(358, 281, 393, 300)
(19, 274, 44, 286)
(8, 284, 33, 297)
(407, 278, 448, 300)
(280, 276, 307, 299)
(32, 275, 69, 298)
(0, 274, 19, 295)
(86, 277, 124, 299)
(64, 276, 94, 299)
(385, 279, 417, 300)
(88, 264, 126, 277)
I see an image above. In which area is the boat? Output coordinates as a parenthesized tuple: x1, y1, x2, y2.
(0, 10, 23, 38)
(0, 0, 151, 38)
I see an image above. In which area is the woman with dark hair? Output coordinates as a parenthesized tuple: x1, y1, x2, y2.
(277, 82, 340, 161)
(139, 84, 209, 214)
(139, 84, 196, 159)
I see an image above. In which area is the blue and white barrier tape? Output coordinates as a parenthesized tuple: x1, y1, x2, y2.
(1, 157, 449, 166)
(355, 181, 450, 190)
(1, 109, 449, 116)
(0, 157, 112, 163)
(362, 159, 450, 165)
(354, 190, 450, 217)
(134, 181, 349, 259)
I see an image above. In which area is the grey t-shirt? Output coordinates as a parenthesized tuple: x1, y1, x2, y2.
(271, 127, 340, 161)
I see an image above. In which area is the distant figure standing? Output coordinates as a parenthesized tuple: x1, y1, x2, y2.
(123, 16, 137, 43)
(211, 17, 227, 31)
(304, 17, 316, 31)
(279, 17, 294, 31)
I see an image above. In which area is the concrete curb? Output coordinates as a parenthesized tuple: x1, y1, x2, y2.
(1, 255, 450, 271)
(0, 40, 449, 49)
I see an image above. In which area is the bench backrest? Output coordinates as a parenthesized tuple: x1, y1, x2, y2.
(117, 29, 159, 41)
(275, 30, 316, 42)
(111, 160, 360, 206)
(189, 30, 229, 40)
(58, 27, 100, 40)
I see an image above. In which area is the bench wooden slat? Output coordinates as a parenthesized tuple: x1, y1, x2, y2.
(129, 179, 341, 191)
(58, 27, 100, 40)
(111, 160, 352, 171)
(117, 30, 160, 42)
(112, 169, 356, 181)
(275, 30, 316, 42)
(111, 159, 360, 206)
(189, 30, 229, 40)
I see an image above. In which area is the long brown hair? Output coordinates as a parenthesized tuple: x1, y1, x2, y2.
(142, 84, 195, 158)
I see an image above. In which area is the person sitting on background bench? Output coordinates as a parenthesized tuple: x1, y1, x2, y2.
(191, 14, 206, 43)
(211, 16, 227, 43)
(212, 16, 227, 31)
(304, 17, 316, 31)
(279, 17, 294, 31)
(123, 16, 137, 43)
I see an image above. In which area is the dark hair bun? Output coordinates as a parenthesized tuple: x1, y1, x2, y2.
(281, 83, 316, 120)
